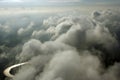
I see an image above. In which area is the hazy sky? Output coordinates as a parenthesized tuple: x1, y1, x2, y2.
(0, 0, 120, 7)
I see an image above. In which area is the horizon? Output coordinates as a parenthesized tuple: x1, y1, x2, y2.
(0, 0, 120, 7)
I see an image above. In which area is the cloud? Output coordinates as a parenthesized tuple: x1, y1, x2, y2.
(1, 9, 120, 80)
(17, 21, 34, 36)
(18, 39, 74, 62)
(36, 51, 100, 80)
(18, 39, 42, 61)
(0, 14, 37, 80)
(31, 30, 53, 42)
(0, 24, 12, 33)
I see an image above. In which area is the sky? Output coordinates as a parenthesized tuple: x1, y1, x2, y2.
(0, 0, 120, 7)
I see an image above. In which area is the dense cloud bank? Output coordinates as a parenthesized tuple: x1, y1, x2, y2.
(1, 9, 120, 80)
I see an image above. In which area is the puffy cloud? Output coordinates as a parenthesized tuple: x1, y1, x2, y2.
(18, 38, 74, 62)
(2, 9, 120, 80)
(31, 30, 53, 42)
(92, 10, 120, 45)
(0, 14, 42, 80)
(32, 17, 73, 41)
(43, 16, 60, 28)
(17, 21, 34, 36)
(0, 24, 12, 33)
(37, 51, 100, 80)
(18, 39, 42, 61)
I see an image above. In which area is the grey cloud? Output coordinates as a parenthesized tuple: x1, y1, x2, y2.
(0, 14, 42, 80)
(18, 38, 74, 62)
(37, 51, 100, 80)
(31, 30, 52, 42)
(17, 21, 35, 36)
(43, 16, 60, 28)
(18, 39, 42, 62)
(2, 9, 120, 80)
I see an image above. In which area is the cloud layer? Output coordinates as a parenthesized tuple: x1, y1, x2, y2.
(1, 9, 120, 80)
